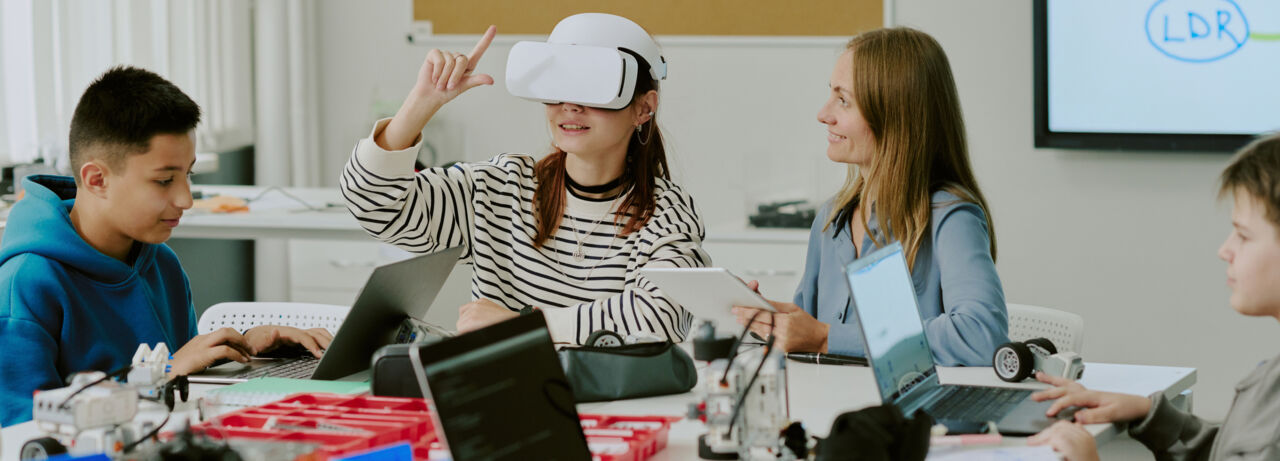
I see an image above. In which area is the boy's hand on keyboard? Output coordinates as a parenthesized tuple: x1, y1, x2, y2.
(244, 326, 333, 359)
(171, 328, 254, 376)
(1030, 372, 1151, 424)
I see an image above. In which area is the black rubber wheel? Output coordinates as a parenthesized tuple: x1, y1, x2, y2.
(585, 330, 624, 348)
(20, 437, 67, 460)
(164, 383, 176, 409)
(1026, 338, 1058, 355)
(993, 342, 1034, 382)
(177, 375, 190, 402)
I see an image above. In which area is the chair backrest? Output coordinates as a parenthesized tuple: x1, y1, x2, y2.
(198, 302, 350, 335)
(1006, 303, 1085, 353)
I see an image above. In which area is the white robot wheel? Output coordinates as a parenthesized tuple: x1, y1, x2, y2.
(993, 342, 1034, 382)
(20, 437, 67, 461)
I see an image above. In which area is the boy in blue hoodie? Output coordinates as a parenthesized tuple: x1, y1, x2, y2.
(0, 67, 332, 426)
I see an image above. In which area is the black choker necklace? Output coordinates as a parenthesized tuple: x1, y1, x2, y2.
(565, 174, 624, 194)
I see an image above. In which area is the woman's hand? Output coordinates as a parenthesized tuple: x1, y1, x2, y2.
(378, 25, 497, 150)
(1030, 372, 1152, 424)
(457, 298, 519, 333)
(731, 300, 830, 353)
(1027, 420, 1099, 461)
(243, 325, 334, 358)
(414, 25, 497, 103)
(169, 328, 254, 377)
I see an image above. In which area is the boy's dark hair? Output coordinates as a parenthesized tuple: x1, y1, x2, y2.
(68, 66, 201, 182)
(1220, 133, 1280, 229)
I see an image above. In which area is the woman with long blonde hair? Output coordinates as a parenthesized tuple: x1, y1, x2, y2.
(734, 27, 1007, 366)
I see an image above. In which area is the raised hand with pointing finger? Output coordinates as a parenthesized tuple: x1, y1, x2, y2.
(377, 25, 497, 151)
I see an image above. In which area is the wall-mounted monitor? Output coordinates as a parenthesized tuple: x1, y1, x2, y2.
(1034, 0, 1280, 151)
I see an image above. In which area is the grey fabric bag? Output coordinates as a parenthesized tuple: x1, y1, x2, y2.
(558, 341, 697, 402)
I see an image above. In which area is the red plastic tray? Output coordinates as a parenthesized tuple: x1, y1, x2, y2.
(190, 393, 677, 461)
(581, 414, 680, 461)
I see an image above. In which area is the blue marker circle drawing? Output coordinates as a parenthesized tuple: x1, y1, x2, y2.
(1145, 0, 1250, 63)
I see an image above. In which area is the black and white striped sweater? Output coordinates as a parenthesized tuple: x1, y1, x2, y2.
(340, 120, 711, 345)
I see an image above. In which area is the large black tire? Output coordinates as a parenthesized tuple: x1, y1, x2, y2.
(993, 342, 1034, 382)
(1026, 338, 1058, 355)
(20, 437, 67, 460)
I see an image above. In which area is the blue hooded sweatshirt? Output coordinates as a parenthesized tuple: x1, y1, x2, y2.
(0, 175, 196, 426)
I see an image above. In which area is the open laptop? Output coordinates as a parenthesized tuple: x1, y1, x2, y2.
(403, 311, 589, 461)
(190, 246, 464, 384)
(844, 242, 1060, 435)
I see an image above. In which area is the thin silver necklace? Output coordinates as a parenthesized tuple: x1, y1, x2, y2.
(554, 188, 627, 284)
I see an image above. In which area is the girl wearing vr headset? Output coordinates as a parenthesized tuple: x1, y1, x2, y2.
(732, 27, 1008, 366)
(340, 14, 709, 346)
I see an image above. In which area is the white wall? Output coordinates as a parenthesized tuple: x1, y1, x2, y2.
(314, 1, 847, 229)
(315, 0, 1278, 420)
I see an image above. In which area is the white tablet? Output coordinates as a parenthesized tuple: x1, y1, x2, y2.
(640, 267, 777, 329)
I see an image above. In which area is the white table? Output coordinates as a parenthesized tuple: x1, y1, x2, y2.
(0, 186, 350, 242)
(582, 361, 1193, 460)
(175, 186, 814, 243)
(174, 186, 367, 241)
(787, 362, 1195, 444)
(1, 361, 1194, 460)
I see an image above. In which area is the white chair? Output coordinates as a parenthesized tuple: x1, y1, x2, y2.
(1006, 303, 1085, 353)
(198, 302, 350, 335)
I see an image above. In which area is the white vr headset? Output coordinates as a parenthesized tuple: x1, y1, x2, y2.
(506, 13, 667, 110)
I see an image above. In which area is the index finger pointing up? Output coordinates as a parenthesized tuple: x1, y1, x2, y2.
(468, 25, 497, 65)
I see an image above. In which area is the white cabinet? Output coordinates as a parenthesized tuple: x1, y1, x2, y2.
(287, 240, 387, 295)
(286, 240, 472, 329)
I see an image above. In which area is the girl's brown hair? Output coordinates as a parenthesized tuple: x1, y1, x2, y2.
(531, 52, 669, 248)
(823, 27, 997, 269)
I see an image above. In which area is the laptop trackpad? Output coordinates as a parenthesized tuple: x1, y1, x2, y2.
(207, 358, 284, 373)
(188, 358, 288, 384)
(995, 399, 1063, 435)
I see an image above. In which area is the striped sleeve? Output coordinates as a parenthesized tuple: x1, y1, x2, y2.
(339, 119, 476, 257)
(540, 187, 712, 344)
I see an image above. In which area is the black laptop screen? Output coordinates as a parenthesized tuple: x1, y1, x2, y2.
(416, 312, 588, 461)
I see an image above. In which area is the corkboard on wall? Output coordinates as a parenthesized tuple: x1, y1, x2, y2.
(412, 0, 883, 36)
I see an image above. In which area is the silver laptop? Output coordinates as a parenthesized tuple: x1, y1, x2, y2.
(190, 246, 464, 384)
(844, 242, 1061, 435)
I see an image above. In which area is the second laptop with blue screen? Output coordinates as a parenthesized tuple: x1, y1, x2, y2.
(844, 242, 1060, 435)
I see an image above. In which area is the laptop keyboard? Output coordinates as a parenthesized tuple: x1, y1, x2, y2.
(228, 356, 320, 380)
(924, 385, 1031, 422)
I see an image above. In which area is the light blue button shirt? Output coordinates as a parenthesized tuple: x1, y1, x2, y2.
(793, 190, 1008, 366)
